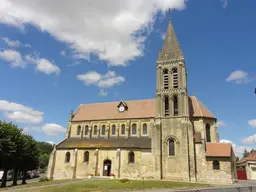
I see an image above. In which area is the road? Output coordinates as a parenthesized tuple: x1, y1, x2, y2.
(6, 174, 45, 187)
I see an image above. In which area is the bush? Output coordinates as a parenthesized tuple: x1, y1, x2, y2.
(39, 177, 50, 182)
(110, 173, 115, 176)
(119, 178, 131, 183)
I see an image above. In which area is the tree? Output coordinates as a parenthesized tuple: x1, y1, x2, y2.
(0, 121, 23, 187)
(19, 134, 40, 184)
(37, 141, 53, 172)
(243, 149, 249, 158)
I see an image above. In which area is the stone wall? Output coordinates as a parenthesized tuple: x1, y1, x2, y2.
(52, 148, 156, 180)
(53, 150, 76, 180)
(69, 119, 152, 138)
(195, 143, 233, 184)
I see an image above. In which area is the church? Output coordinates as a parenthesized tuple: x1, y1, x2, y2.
(47, 19, 237, 184)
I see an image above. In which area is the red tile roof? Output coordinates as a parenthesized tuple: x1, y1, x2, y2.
(237, 150, 256, 164)
(206, 143, 232, 157)
(71, 96, 216, 122)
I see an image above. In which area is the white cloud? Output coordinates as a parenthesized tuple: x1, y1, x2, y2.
(220, 0, 228, 8)
(25, 55, 61, 75)
(1, 37, 32, 48)
(0, 100, 44, 124)
(248, 119, 256, 128)
(161, 33, 166, 40)
(60, 50, 66, 56)
(42, 123, 66, 136)
(226, 70, 255, 84)
(242, 134, 256, 144)
(0, 49, 25, 68)
(77, 71, 101, 85)
(216, 121, 226, 127)
(1, 37, 21, 47)
(0, 0, 188, 65)
(25, 44, 32, 48)
(77, 70, 125, 88)
(220, 139, 252, 157)
(46, 141, 55, 145)
(23, 126, 41, 133)
(99, 89, 108, 96)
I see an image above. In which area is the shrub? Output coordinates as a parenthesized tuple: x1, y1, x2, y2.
(110, 173, 115, 176)
(39, 177, 50, 182)
(119, 178, 131, 183)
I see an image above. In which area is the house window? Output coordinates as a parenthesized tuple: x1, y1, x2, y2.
(172, 68, 178, 88)
(164, 96, 169, 116)
(163, 69, 169, 89)
(169, 139, 175, 156)
(65, 152, 70, 163)
(213, 160, 220, 170)
(84, 125, 89, 135)
(84, 151, 89, 163)
(173, 95, 178, 116)
(143, 123, 147, 134)
(132, 124, 137, 135)
(93, 125, 97, 135)
(128, 151, 135, 163)
(101, 125, 106, 135)
(206, 124, 211, 142)
(112, 125, 116, 135)
(77, 125, 81, 135)
(121, 124, 125, 135)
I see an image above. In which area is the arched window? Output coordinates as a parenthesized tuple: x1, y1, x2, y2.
(84, 151, 89, 163)
(112, 125, 116, 135)
(213, 160, 220, 170)
(128, 151, 135, 163)
(206, 124, 211, 142)
(173, 95, 178, 116)
(65, 152, 70, 163)
(101, 125, 106, 135)
(93, 125, 97, 135)
(169, 139, 175, 156)
(143, 123, 147, 134)
(164, 96, 169, 116)
(77, 125, 81, 135)
(132, 124, 137, 135)
(172, 68, 178, 88)
(163, 69, 169, 89)
(84, 125, 89, 135)
(121, 124, 125, 135)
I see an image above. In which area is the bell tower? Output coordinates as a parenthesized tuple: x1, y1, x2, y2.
(156, 19, 189, 118)
(154, 18, 196, 182)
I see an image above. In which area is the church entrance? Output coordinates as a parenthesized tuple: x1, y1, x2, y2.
(103, 160, 111, 176)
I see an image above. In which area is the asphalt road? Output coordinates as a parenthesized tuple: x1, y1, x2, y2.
(6, 174, 45, 187)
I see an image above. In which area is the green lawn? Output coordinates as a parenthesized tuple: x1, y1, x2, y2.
(18, 179, 209, 192)
(0, 179, 79, 191)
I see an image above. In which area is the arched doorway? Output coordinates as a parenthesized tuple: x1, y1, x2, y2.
(103, 159, 111, 176)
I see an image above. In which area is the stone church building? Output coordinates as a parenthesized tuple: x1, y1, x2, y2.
(47, 19, 237, 184)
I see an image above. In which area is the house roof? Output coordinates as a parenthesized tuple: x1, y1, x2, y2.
(205, 143, 232, 157)
(71, 96, 216, 122)
(237, 150, 256, 164)
(56, 137, 151, 149)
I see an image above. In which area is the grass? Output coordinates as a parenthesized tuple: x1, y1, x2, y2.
(17, 179, 209, 192)
(0, 179, 79, 191)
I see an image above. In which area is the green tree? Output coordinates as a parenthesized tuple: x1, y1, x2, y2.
(39, 154, 50, 172)
(0, 121, 22, 187)
(243, 148, 249, 158)
(37, 141, 54, 155)
(19, 134, 40, 184)
(37, 141, 53, 172)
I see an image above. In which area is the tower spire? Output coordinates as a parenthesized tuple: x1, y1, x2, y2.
(158, 18, 183, 61)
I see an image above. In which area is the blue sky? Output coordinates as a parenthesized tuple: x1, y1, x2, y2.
(0, 0, 255, 156)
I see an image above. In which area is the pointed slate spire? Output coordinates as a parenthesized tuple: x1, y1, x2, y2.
(158, 18, 183, 61)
